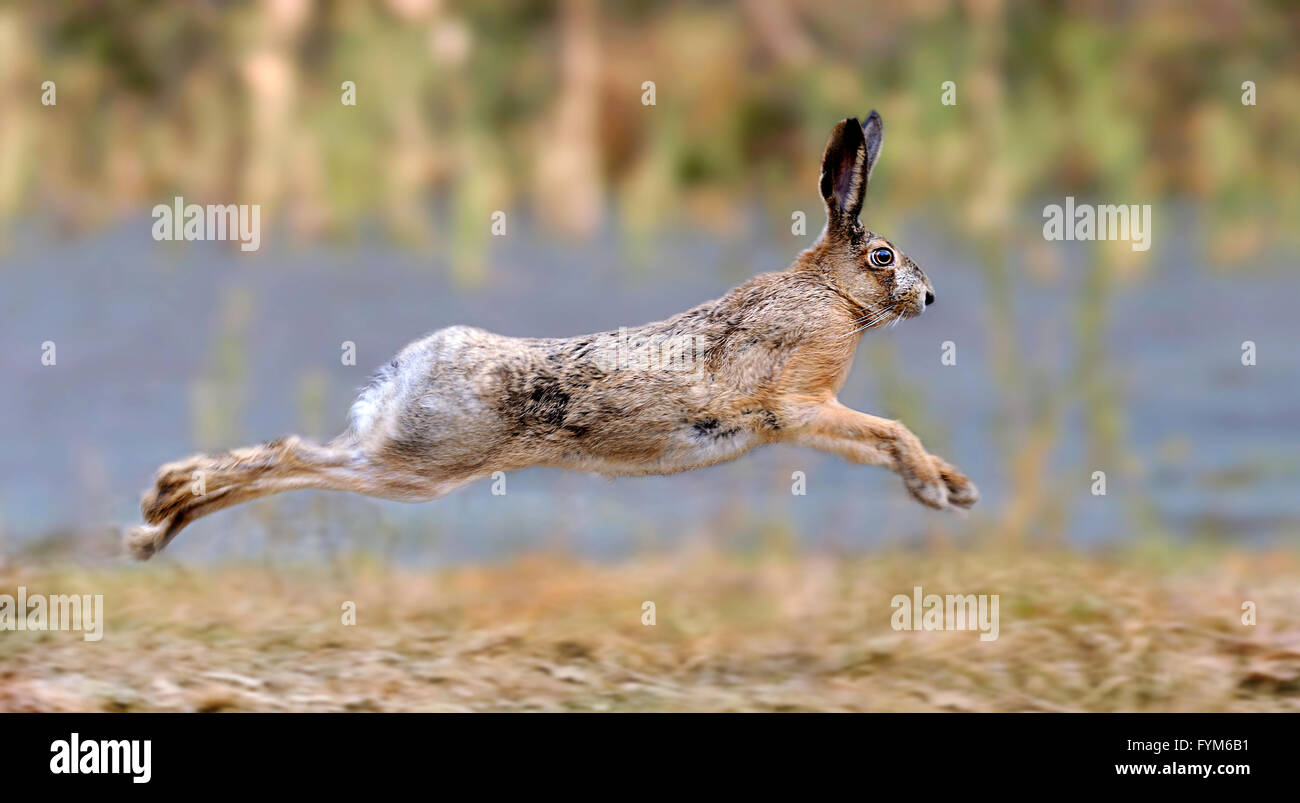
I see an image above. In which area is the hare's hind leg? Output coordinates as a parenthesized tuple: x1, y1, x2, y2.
(126, 436, 432, 560)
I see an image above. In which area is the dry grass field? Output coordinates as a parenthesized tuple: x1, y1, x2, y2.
(3, 542, 1299, 713)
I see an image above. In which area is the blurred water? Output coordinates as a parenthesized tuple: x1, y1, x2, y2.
(2, 211, 1297, 563)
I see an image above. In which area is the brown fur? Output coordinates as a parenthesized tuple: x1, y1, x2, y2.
(126, 111, 976, 560)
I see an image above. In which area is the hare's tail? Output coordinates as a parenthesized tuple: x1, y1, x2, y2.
(126, 436, 365, 560)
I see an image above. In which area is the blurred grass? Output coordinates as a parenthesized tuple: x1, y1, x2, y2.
(3, 541, 1298, 712)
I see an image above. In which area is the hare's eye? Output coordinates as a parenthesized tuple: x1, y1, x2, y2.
(869, 247, 894, 267)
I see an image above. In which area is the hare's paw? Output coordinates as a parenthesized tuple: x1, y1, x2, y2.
(946, 477, 979, 508)
(904, 474, 949, 510)
(932, 456, 978, 509)
(124, 522, 167, 560)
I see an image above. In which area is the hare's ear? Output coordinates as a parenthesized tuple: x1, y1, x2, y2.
(819, 111, 884, 225)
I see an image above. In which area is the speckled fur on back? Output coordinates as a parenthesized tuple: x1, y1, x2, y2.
(127, 111, 977, 560)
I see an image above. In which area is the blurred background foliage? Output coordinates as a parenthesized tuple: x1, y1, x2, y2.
(0, 0, 1296, 268)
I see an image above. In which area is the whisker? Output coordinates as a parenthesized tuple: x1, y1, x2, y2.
(843, 312, 889, 336)
(838, 302, 898, 338)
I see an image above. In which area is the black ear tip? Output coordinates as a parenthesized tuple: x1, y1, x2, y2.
(865, 109, 882, 125)
(838, 116, 866, 146)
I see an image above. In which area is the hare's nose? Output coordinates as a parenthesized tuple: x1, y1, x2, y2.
(924, 290, 935, 306)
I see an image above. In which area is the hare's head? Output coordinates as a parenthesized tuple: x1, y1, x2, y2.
(812, 112, 934, 324)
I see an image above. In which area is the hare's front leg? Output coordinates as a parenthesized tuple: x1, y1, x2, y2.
(790, 400, 978, 510)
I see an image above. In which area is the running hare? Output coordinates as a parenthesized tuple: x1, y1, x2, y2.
(128, 111, 977, 559)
